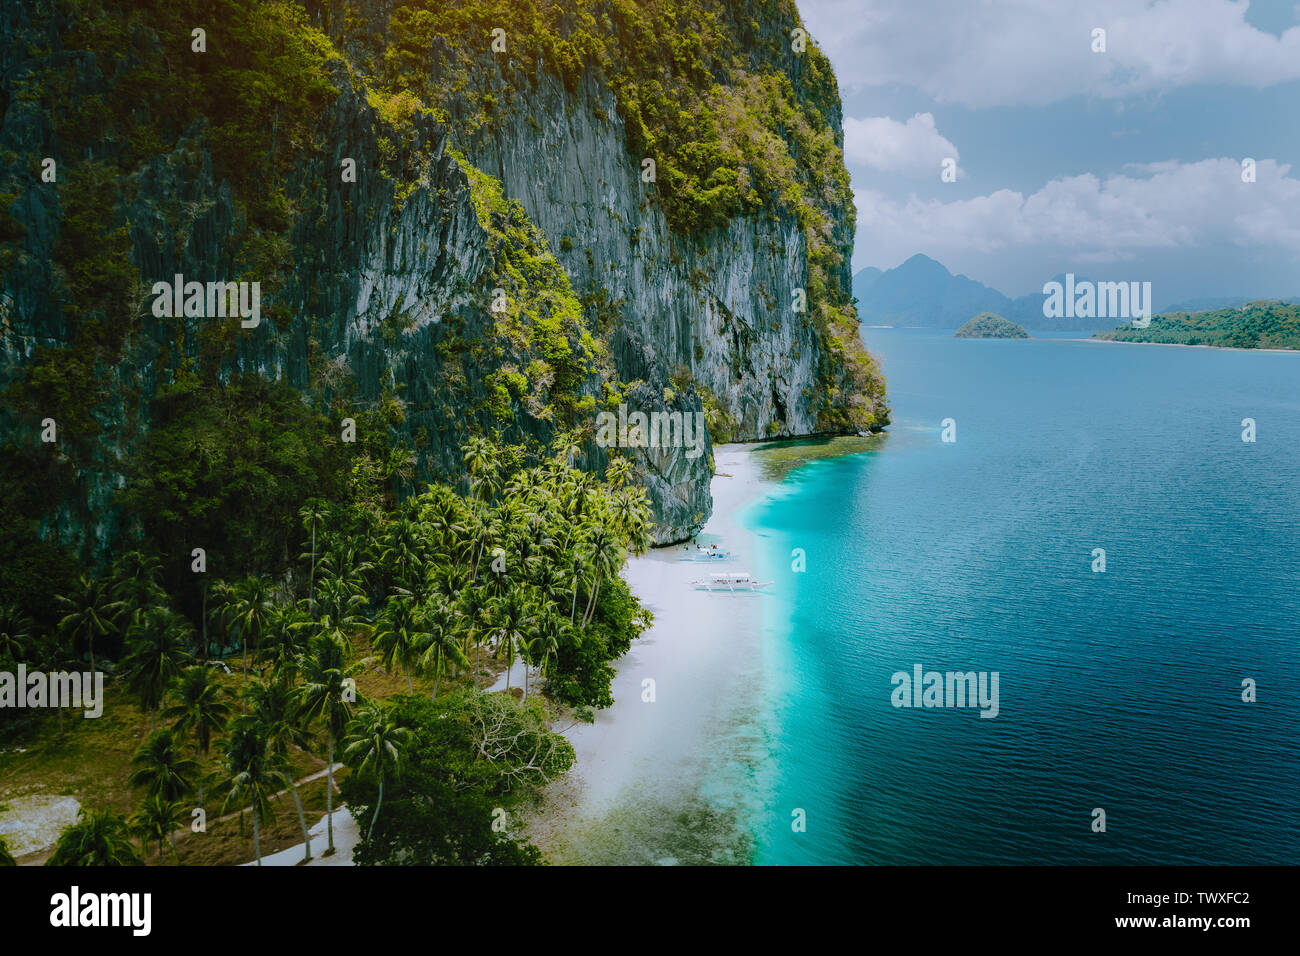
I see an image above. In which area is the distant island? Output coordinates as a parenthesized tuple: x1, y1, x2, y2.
(1094, 301, 1300, 350)
(955, 313, 1029, 339)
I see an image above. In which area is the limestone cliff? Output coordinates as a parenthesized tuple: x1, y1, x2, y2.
(0, 0, 887, 561)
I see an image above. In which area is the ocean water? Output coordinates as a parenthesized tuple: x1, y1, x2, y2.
(745, 329, 1300, 865)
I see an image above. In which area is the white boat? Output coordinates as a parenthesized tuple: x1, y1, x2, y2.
(690, 571, 772, 592)
(681, 545, 732, 561)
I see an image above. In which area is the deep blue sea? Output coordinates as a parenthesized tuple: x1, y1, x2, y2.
(745, 329, 1300, 865)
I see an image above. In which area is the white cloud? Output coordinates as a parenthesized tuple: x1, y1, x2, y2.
(799, 0, 1300, 107)
(853, 157, 1300, 266)
(843, 113, 962, 178)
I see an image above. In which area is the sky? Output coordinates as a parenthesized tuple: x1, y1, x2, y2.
(797, 0, 1300, 302)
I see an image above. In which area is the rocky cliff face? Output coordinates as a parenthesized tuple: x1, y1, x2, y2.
(0, 0, 884, 558)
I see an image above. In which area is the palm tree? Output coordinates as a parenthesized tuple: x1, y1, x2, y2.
(487, 590, 536, 693)
(222, 718, 290, 866)
(462, 435, 497, 501)
(372, 592, 425, 694)
(227, 575, 275, 684)
(342, 703, 413, 840)
(379, 516, 425, 594)
(55, 574, 123, 675)
(130, 793, 187, 864)
(0, 604, 33, 664)
(296, 632, 366, 856)
(605, 455, 633, 487)
(162, 665, 232, 812)
(564, 547, 589, 624)
(120, 609, 194, 728)
(206, 579, 237, 660)
(416, 601, 468, 699)
(552, 428, 583, 467)
(581, 526, 624, 628)
(127, 729, 199, 803)
(313, 572, 370, 643)
(46, 808, 143, 866)
(535, 603, 567, 684)
(108, 551, 166, 617)
(246, 676, 314, 863)
(298, 499, 328, 611)
(456, 584, 494, 687)
(258, 602, 310, 678)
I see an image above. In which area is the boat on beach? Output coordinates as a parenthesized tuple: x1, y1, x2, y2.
(690, 571, 772, 592)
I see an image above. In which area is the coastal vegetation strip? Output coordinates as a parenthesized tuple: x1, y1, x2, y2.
(1094, 301, 1300, 349)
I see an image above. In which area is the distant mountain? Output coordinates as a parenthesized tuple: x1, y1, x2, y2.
(1163, 295, 1300, 314)
(854, 254, 1011, 328)
(851, 266, 883, 304)
(955, 313, 1029, 339)
(854, 256, 1135, 330)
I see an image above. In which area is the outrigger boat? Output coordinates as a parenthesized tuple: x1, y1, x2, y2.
(690, 571, 772, 592)
(681, 544, 732, 561)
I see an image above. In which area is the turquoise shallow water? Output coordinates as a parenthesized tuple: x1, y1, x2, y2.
(745, 330, 1300, 865)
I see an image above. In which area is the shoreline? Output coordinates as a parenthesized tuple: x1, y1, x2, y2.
(1067, 336, 1300, 354)
(524, 442, 777, 864)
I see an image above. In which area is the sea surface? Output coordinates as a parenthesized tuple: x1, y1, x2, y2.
(743, 329, 1300, 865)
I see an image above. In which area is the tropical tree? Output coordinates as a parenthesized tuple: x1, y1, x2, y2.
(55, 574, 123, 675)
(258, 602, 311, 678)
(130, 793, 187, 864)
(581, 526, 624, 628)
(0, 835, 14, 866)
(162, 665, 232, 811)
(0, 604, 33, 665)
(206, 579, 237, 661)
(298, 498, 329, 611)
(227, 575, 276, 683)
(379, 516, 425, 594)
(455, 583, 494, 687)
(119, 609, 194, 727)
(342, 703, 413, 839)
(487, 590, 536, 693)
(246, 676, 313, 863)
(46, 808, 143, 866)
(605, 455, 633, 487)
(296, 632, 367, 856)
(108, 551, 166, 617)
(372, 592, 425, 694)
(127, 729, 199, 803)
(222, 718, 290, 866)
(415, 601, 468, 700)
(552, 429, 582, 468)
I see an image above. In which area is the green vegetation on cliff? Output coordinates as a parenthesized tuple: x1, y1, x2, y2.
(347, 0, 885, 433)
(1094, 301, 1300, 349)
(955, 313, 1029, 339)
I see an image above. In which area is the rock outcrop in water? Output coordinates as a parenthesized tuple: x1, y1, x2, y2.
(955, 313, 1029, 339)
(0, 0, 888, 561)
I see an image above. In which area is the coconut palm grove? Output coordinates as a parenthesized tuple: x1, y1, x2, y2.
(0, 432, 653, 865)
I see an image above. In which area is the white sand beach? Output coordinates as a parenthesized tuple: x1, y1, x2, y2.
(525, 443, 777, 864)
(244, 808, 359, 866)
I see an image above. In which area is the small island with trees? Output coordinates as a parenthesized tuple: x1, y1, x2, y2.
(1094, 301, 1300, 349)
(955, 313, 1030, 339)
